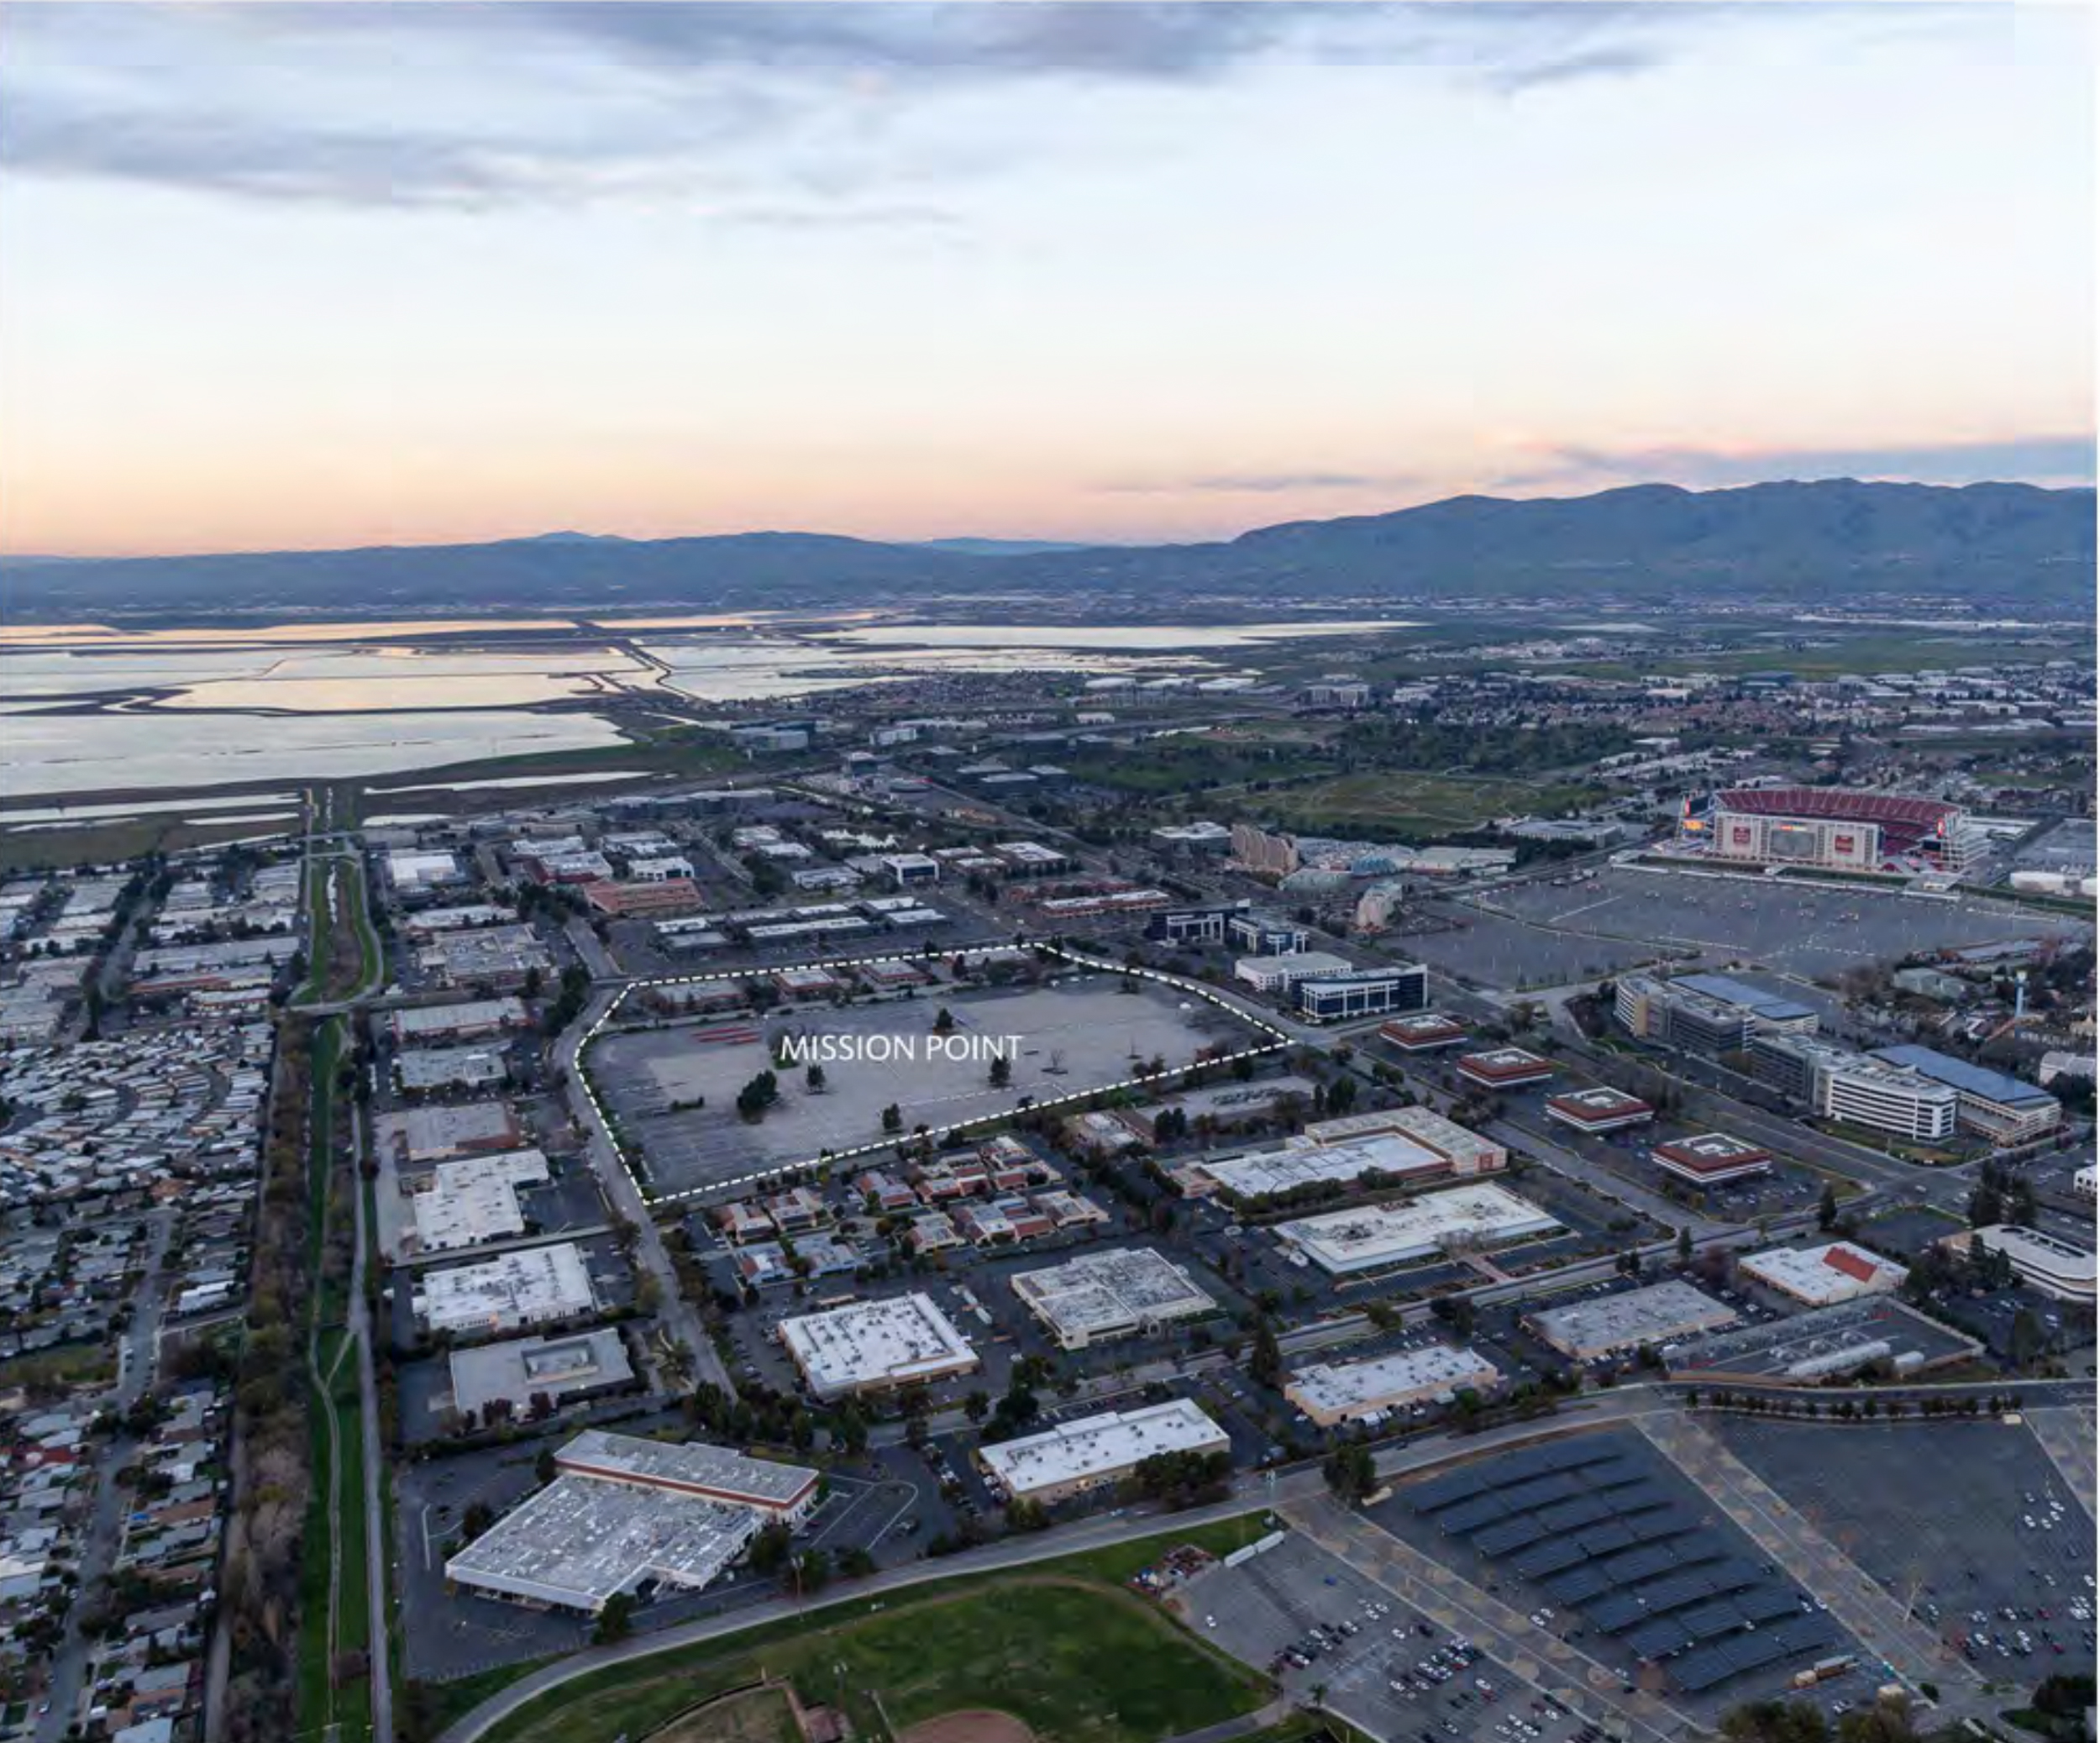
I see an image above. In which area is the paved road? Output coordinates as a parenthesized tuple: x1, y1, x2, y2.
(351, 1103, 395, 1743)
(435, 1389, 1676, 1743)
(37, 1210, 174, 1743)
(554, 987, 735, 1398)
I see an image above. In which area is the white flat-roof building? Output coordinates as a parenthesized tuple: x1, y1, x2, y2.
(449, 1329, 636, 1421)
(1009, 1248, 1216, 1349)
(1738, 1240, 1906, 1307)
(1187, 1131, 1447, 1202)
(1285, 1346, 1500, 1425)
(389, 850, 463, 890)
(556, 1428, 818, 1520)
(390, 998, 529, 1047)
(1233, 951, 1352, 995)
(1290, 1105, 1506, 1174)
(444, 1474, 756, 1614)
(978, 1399, 1228, 1504)
(1527, 1280, 1741, 1360)
(1276, 1183, 1560, 1275)
(412, 1148, 549, 1253)
(414, 1242, 596, 1337)
(779, 1293, 979, 1399)
(1956, 1226, 2097, 1304)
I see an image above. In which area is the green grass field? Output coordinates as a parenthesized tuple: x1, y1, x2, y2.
(1263, 771, 1599, 837)
(483, 1580, 1268, 1743)
(423, 1515, 1278, 1743)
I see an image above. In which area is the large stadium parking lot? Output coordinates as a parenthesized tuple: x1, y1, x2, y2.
(1709, 1416, 2098, 1670)
(593, 973, 1272, 1199)
(1431, 869, 2086, 990)
(1184, 1530, 1616, 1743)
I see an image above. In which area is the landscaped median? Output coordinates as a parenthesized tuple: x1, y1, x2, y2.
(422, 1517, 1284, 1743)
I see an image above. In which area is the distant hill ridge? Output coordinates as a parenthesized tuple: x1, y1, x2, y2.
(3, 479, 2091, 617)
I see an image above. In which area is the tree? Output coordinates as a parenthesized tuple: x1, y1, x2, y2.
(963, 1389, 991, 1425)
(592, 1591, 636, 1644)
(1817, 1183, 1839, 1231)
(1322, 1442, 1378, 1506)
(1719, 1700, 1831, 1743)
(839, 1545, 878, 1579)
(2009, 1307, 2045, 1369)
(882, 1103, 904, 1135)
(747, 1521, 793, 1574)
(791, 1548, 832, 1594)
(1248, 1317, 1284, 1389)
(806, 1063, 827, 1094)
(989, 1053, 1012, 1089)
(534, 1447, 557, 1485)
(932, 1005, 956, 1033)
(1677, 1226, 1693, 1267)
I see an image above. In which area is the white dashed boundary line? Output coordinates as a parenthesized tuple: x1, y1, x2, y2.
(574, 940, 1294, 1211)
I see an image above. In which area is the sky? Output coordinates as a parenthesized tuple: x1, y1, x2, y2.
(1, 1, 2092, 557)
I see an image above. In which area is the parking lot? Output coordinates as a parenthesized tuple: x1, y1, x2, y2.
(1367, 1430, 1881, 1725)
(1709, 1417, 2098, 1674)
(593, 974, 1267, 1197)
(1183, 1530, 1622, 1743)
(1429, 869, 2087, 991)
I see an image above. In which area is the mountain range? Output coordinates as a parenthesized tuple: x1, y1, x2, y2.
(3, 479, 2091, 619)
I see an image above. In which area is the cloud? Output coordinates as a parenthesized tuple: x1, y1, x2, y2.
(1099, 470, 1424, 495)
(1515, 433, 2097, 489)
(0, 2, 1789, 210)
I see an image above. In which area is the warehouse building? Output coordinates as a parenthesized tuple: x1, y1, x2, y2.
(410, 1148, 550, 1253)
(1285, 1345, 1501, 1425)
(1545, 1087, 1655, 1136)
(1276, 1183, 1560, 1275)
(1456, 1047, 1555, 1090)
(1950, 1226, 2097, 1304)
(449, 1329, 637, 1422)
(1183, 1131, 1452, 1202)
(1526, 1280, 1740, 1361)
(413, 1242, 597, 1337)
(1738, 1240, 1905, 1307)
(445, 1430, 818, 1614)
(375, 1100, 527, 1174)
(1292, 1105, 1508, 1174)
(389, 997, 529, 1047)
(779, 1293, 979, 1399)
(1869, 1046, 2063, 1145)
(978, 1399, 1228, 1504)
(1010, 1248, 1216, 1349)
(1650, 1132, 1772, 1188)
(395, 1046, 508, 1095)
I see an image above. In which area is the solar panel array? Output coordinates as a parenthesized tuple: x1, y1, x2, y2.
(1403, 1437, 1843, 1696)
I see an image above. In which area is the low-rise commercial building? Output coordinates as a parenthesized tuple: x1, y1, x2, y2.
(410, 1148, 549, 1253)
(1233, 950, 1352, 995)
(978, 1399, 1228, 1504)
(389, 998, 529, 1047)
(779, 1293, 979, 1399)
(413, 1242, 597, 1337)
(1285, 1345, 1500, 1425)
(1277, 1183, 1560, 1275)
(1545, 1087, 1655, 1135)
(1650, 1132, 1772, 1187)
(1951, 1225, 2097, 1303)
(1738, 1240, 1906, 1307)
(1296, 964, 1430, 1022)
(1010, 1248, 1215, 1349)
(448, 1329, 636, 1421)
(1379, 1013, 1469, 1053)
(1456, 1047, 1555, 1090)
(1526, 1279, 1740, 1361)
